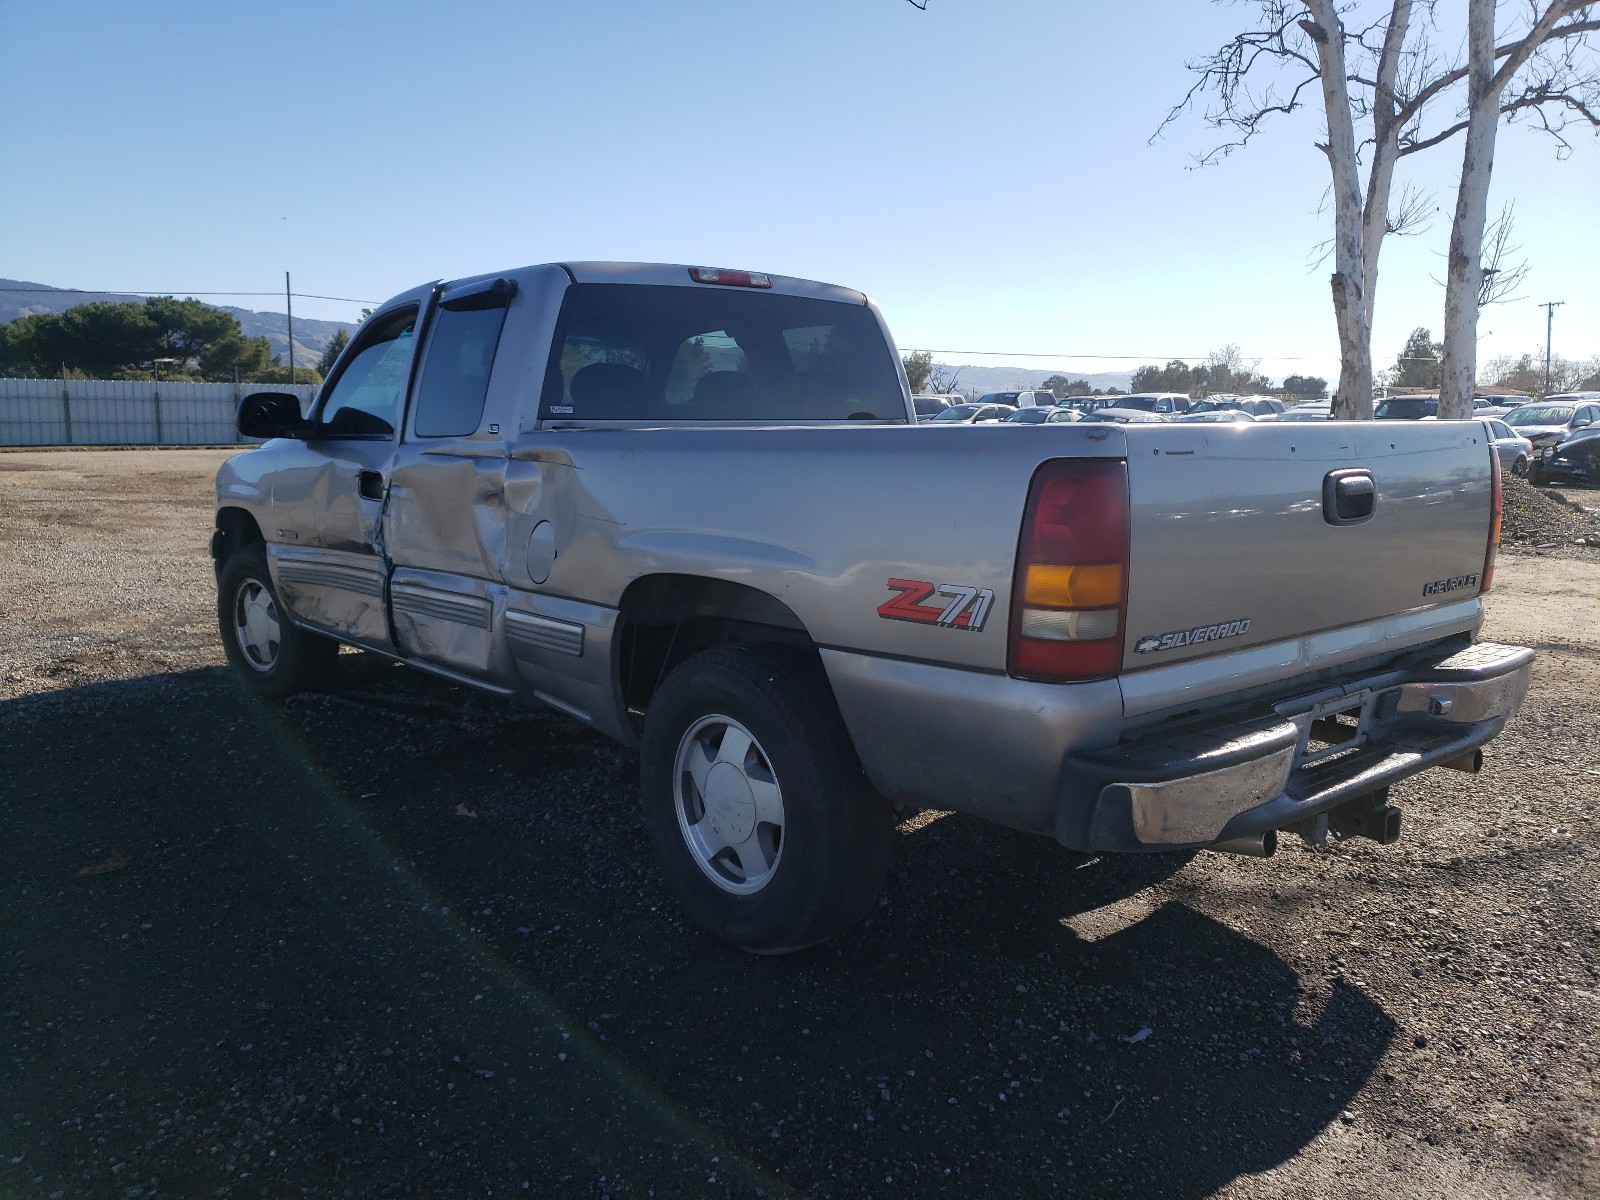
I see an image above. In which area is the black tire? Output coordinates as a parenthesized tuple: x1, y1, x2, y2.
(1512, 455, 1529, 478)
(217, 543, 337, 700)
(640, 645, 895, 954)
(1527, 461, 1547, 486)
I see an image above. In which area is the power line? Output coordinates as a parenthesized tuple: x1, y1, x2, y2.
(0, 287, 380, 305)
(900, 347, 1333, 362)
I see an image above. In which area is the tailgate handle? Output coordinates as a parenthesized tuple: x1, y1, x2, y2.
(1323, 469, 1375, 526)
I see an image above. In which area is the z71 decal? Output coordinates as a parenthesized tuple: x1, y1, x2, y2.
(878, 578, 995, 632)
(1134, 617, 1252, 654)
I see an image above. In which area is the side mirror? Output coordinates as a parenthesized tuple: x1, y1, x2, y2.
(238, 391, 308, 440)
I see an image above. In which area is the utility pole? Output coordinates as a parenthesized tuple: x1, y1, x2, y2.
(286, 271, 296, 386)
(1540, 300, 1564, 396)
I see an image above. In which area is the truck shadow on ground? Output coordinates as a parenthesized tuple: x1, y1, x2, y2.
(1, 661, 1394, 1199)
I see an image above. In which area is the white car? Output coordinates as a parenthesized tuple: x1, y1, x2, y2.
(977, 389, 1057, 408)
(928, 402, 1015, 424)
(1115, 392, 1192, 415)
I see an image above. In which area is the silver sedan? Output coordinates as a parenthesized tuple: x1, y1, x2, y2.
(1485, 417, 1533, 477)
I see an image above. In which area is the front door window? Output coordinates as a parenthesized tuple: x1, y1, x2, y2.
(316, 307, 419, 438)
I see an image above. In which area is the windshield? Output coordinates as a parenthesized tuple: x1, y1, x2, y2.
(1504, 405, 1574, 426)
(1005, 408, 1051, 422)
(913, 397, 948, 416)
(932, 404, 981, 421)
(1114, 397, 1160, 412)
(978, 392, 1020, 405)
(539, 283, 904, 421)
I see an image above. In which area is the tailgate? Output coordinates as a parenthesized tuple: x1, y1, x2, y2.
(1119, 421, 1495, 671)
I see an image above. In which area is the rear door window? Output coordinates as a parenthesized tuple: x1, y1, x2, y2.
(412, 304, 510, 437)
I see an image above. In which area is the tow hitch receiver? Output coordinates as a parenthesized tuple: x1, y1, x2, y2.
(1328, 788, 1403, 845)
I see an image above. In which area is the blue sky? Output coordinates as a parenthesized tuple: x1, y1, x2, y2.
(2, 0, 1594, 384)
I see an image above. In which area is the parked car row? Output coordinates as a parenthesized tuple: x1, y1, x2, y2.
(919, 396, 1334, 427)
(1503, 395, 1600, 484)
(916, 381, 1593, 487)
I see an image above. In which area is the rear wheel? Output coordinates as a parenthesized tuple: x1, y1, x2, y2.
(218, 544, 336, 700)
(1512, 455, 1529, 478)
(640, 645, 895, 953)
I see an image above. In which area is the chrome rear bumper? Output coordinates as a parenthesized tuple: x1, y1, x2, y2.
(1057, 640, 1534, 852)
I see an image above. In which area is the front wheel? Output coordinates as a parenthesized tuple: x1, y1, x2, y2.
(217, 544, 336, 700)
(640, 646, 895, 953)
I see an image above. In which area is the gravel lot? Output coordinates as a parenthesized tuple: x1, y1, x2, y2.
(2, 449, 1596, 1199)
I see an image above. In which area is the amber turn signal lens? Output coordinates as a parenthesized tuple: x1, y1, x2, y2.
(1024, 563, 1124, 610)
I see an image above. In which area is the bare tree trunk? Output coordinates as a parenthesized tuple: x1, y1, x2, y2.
(1302, 0, 1373, 419)
(1440, 0, 1588, 420)
(1440, 0, 1499, 421)
(1359, 0, 1414, 346)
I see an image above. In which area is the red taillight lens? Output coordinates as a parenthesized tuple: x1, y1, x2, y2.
(1009, 459, 1130, 682)
(1481, 442, 1502, 594)
(688, 267, 772, 289)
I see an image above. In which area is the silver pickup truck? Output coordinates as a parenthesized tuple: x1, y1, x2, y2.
(212, 261, 1532, 952)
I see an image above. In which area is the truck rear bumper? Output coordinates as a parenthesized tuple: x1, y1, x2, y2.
(1057, 640, 1534, 852)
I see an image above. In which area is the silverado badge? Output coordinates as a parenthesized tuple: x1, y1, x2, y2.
(1135, 617, 1252, 654)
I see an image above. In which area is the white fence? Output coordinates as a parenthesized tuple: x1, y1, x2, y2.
(0, 379, 321, 447)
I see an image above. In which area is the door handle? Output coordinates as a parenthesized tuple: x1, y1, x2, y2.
(358, 470, 385, 501)
(1322, 469, 1375, 526)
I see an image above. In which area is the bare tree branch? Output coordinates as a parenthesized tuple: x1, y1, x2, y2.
(1387, 181, 1436, 235)
(1159, 1, 1598, 420)
(1479, 204, 1530, 306)
(1393, 14, 1600, 127)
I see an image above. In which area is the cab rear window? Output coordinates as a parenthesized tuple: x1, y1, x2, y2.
(540, 284, 904, 422)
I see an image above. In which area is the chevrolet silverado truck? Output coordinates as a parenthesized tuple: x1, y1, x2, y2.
(212, 261, 1532, 952)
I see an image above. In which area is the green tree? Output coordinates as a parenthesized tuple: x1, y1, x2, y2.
(0, 296, 281, 379)
(316, 328, 350, 377)
(1393, 328, 1443, 388)
(1199, 344, 1273, 395)
(143, 296, 238, 368)
(1281, 374, 1329, 396)
(902, 351, 932, 392)
(1131, 360, 1195, 394)
(6, 304, 158, 377)
(200, 332, 277, 381)
(1038, 374, 1093, 398)
(250, 362, 322, 386)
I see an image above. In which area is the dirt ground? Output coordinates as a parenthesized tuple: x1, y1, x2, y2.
(1, 449, 1596, 1199)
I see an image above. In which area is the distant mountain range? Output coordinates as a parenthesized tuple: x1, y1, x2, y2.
(0, 279, 353, 368)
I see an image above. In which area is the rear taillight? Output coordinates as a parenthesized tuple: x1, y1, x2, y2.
(1008, 459, 1130, 682)
(1481, 442, 1502, 594)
